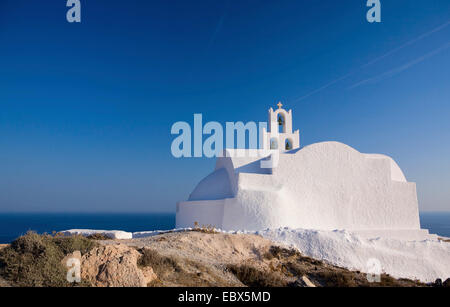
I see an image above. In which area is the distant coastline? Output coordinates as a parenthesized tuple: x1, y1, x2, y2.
(0, 211, 448, 244)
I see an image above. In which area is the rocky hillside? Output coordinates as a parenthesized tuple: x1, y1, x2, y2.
(0, 231, 447, 287)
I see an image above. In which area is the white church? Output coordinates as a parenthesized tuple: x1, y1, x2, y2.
(176, 104, 433, 240)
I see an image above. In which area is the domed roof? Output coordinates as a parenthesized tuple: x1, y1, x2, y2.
(189, 168, 234, 201)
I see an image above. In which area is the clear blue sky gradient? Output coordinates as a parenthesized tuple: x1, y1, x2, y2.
(0, 0, 449, 212)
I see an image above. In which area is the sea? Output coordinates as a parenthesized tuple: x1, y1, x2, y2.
(0, 212, 449, 244)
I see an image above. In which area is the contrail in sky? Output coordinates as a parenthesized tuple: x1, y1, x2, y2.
(361, 20, 450, 68)
(293, 72, 354, 102)
(206, 13, 227, 51)
(293, 20, 450, 103)
(206, 1, 230, 53)
(349, 41, 450, 89)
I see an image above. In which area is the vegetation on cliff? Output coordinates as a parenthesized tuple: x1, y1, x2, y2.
(0, 232, 96, 287)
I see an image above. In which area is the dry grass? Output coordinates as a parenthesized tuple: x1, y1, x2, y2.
(191, 222, 219, 234)
(264, 245, 304, 261)
(261, 245, 427, 287)
(138, 248, 202, 286)
(226, 264, 287, 287)
(137, 248, 240, 287)
(138, 248, 182, 276)
(86, 233, 112, 241)
(0, 232, 96, 287)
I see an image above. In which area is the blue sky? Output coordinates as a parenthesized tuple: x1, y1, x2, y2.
(0, 0, 449, 212)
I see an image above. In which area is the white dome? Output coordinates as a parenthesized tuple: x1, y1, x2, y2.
(189, 168, 234, 201)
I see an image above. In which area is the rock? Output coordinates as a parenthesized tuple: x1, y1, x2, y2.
(81, 244, 154, 287)
(141, 266, 158, 285)
(301, 275, 316, 287)
(289, 275, 316, 287)
(443, 278, 450, 287)
(434, 278, 443, 287)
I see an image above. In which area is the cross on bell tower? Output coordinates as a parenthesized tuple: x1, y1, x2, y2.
(277, 101, 283, 109)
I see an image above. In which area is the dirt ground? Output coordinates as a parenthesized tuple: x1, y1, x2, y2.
(102, 231, 425, 287)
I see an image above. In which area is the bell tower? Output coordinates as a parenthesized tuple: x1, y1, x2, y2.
(262, 102, 300, 151)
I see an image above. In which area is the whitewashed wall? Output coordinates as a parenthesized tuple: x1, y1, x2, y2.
(177, 142, 421, 233)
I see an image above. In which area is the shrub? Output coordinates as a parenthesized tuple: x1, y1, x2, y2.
(0, 232, 96, 287)
(227, 264, 287, 287)
(86, 233, 112, 241)
(138, 248, 181, 276)
(192, 222, 218, 234)
(314, 271, 358, 287)
(53, 235, 98, 255)
(263, 245, 302, 260)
